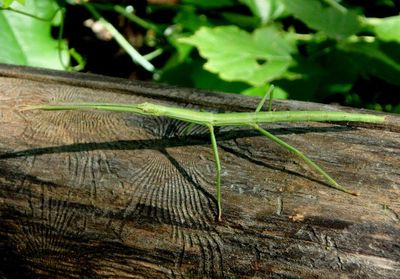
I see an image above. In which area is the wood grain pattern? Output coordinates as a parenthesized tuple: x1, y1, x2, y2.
(0, 64, 399, 278)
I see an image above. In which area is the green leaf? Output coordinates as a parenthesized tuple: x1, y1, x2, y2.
(240, 0, 270, 24)
(221, 12, 260, 29)
(242, 84, 288, 98)
(181, 0, 234, 8)
(173, 6, 212, 32)
(179, 25, 295, 86)
(239, 0, 285, 24)
(282, 0, 361, 39)
(371, 16, 400, 43)
(160, 59, 249, 93)
(162, 34, 194, 71)
(339, 41, 400, 86)
(1, 0, 25, 8)
(0, 0, 68, 69)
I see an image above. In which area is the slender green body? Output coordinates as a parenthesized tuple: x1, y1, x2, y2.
(29, 102, 385, 126)
(25, 99, 385, 222)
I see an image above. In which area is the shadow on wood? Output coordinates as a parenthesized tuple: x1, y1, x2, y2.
(0, 64, 399, 278)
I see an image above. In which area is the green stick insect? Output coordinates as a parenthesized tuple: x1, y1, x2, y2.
(25, 86, 385, 221)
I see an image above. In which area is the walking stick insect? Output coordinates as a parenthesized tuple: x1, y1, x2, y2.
(25, 86, 385, 221)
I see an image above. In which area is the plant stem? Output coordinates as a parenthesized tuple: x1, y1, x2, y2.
(143, 48, 163, 61)
(114, 5, 160, 33)
(83, 3, 155, 72)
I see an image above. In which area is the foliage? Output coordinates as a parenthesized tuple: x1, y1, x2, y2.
(282, 0, 361, 39)
(0, 0, 68, 69)
(0, 0, 399, 112)
(0, 0, 24, 8)
(179, 25, 295, 86)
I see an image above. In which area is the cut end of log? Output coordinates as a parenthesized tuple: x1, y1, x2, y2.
(16, 104, 43, 112)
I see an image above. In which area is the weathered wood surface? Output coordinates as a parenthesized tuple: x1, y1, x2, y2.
(0, 64, 399, 278)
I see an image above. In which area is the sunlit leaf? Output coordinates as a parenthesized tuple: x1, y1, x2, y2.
(282, 0, 361, 39)
(239, 0, 285, 24)
(372, 16, 400, 43)
(180, 25, 295, 86)
(241, 84, 288, 98)
(0, 0, 68, 69)
(0, 0, 25, 8)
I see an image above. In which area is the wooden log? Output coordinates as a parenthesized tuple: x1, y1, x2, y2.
(0, 64, 399, 278)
